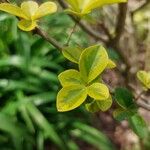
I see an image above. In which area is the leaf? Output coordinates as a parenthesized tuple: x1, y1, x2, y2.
(21, 1, 39, 19)
(79, 45, 108, 83)
(66, 0, 80, 12)
(114, 88, 135, 109)
(96, 95, 112, 111)
(57, 85, 87, 112)
(18, 19, 37, 31)
(0, 113, 28, 150)
(66, 0, 127, 16)
(0, 3, 27, 19)
(137, 70, 150, 89)
(37, 131, 44, 150)
(19, 105, 35, 133)
(113, 108, 137, 121)
(106, 59, 116, 69)
(58, 69, 84, 87)
(72, 122, 116, 150)
(86, 101, 100, 113)
(128, 114, 148, 138)
(0, 1, 57, 31)
(27, 102, 64, 148)
(66, 140, 80, 150)
(62, 47, 83, 64)
(34, 2, 57, 20)
(87, 83, 109, 100)
(0, 55, 24, 68)
(82, 0, 127, 15)
(86, 96, 112, 112)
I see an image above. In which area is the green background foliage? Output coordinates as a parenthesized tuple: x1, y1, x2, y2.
(0, 10, 115, 150)
(0, 0, 150, 150)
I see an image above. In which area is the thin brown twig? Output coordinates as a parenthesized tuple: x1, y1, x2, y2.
(136, 100, 150, 111)
(98, 22, 112, 40)
(134, 90, 150, 111)
(0, 0, 9, 2)
(34, 27, 63, 51)
(135, 90, 145, 100)
(107, 3, 130, 69)
(113, 4, 128, 44)
(65, 22, 77, 46)
(57, 0, 107, 42)
(131, 0, 150, 14)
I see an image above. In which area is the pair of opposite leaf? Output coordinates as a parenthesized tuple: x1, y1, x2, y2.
(57, 45, 116, 112)
(0, 1, 57, 31)
(137, 71, 150, 90)
(66, 0, 127, 17)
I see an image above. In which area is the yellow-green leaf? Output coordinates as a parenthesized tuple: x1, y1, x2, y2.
(87, 83, 109, 100)
(106, 59, 116, 69)
(96, 95, 112, 111)
(62, 47, 83, 64)
(0, 3, 27, 19)
(66, 0, 127, 16)
(79, 45, 108, 83)
(85, 101, 100, 113)
(86, 96, 112, 112)
(58, 69, 84, 87)
(66, 0, 80, 12)
(65, 9, 85, 17)
(137, 70, 150, 89)
(33, 2, 57, 20)
(21, 1, 38, 20)
(82, 0, 127, 14)
(18, 19, 37, 31)
(57, 85, 87, 112)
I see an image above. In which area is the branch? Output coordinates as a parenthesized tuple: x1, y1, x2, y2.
(137, 100, 150, 111)
(0, 0, 9, 2)
(109, 3, 128, 46)
(34, 27, 63, 51)
(134, 91, 150, 111)
(98, 22, 112, 40)
(57, 0, 107, 42)
(131, 0, 150, 14)
(107, 3, 130, 68)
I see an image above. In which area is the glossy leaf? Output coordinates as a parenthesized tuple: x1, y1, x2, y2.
(58, 69, 84, 87)
(0, 3, 27, 19)
(21, 1, 38, 19)
(79, 45, 108, 83)
(33, 2, 57, 20)
(87, 83, 109, 100)
(62, 47, 83, 64)
(113, 108, 137, 121)
(66, 0, 127, 16)
(86, 96, 112, 112)
(82, 0, 127, 14)
(106, 59, 116, 69)
(137, 70, 150, 89)
(86, 101, 100, 113)
(96, 95, 112, 111)
(128, 114, 148, 138)
(57, 85, 87, 112)
(114, 88, 135, 109)
(18, 19, 37, 31)
(0, 1, 57, 31)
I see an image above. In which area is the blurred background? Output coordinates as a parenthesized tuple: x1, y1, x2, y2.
(0, 0, 150, 150)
